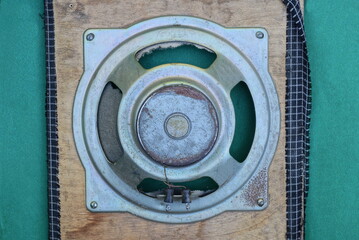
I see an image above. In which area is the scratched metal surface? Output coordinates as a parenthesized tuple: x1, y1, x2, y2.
(72, 17, 280, 223)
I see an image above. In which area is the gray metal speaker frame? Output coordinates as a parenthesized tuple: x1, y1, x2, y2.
(73, 16, 280, 223)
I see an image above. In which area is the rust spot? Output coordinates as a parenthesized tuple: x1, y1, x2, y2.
(142, 107, 153, 119)
(155, 85, 206, 101)
(172, 86, 206, 100)
(242, 169, 267, 207)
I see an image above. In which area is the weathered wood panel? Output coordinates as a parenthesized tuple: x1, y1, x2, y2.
(55, 0, 301, 238)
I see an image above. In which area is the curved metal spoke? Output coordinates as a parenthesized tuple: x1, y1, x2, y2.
(114, 153, 152, 187)
(205, 54, 244, 93)
(109, 55, 147, 94)
(207, 154, 242, 186)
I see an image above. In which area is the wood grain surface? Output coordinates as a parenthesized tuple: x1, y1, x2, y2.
(55, 0, 302, 239)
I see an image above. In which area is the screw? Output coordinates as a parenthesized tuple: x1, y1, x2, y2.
(86, 33, 95, 41)
(90, 201, 98, 209)
(256, 31, 264, 39)
(257, 198, 265, 207)
(165, 205, 171, 212)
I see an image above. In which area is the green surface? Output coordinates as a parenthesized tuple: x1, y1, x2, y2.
(305, 0, 359, 239)
(0, 1, 48, 240)
(0, 0, 358, 239)
(138, 177, 219, 193)
(138, 43, 217, 69)
(230, 82, 255, 163)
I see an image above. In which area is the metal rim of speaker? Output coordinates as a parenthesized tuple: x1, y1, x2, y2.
(73, 16, 280, 223)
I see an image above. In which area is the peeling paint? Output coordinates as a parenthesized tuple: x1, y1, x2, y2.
(135, 41, 215, 61)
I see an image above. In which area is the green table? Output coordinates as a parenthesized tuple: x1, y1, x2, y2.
(0, 1, 47, 239)
(305, 0, 359, 239)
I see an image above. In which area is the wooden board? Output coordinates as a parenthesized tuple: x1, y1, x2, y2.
(55, 0, 302, 239)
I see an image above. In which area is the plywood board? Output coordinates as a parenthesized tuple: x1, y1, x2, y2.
(55, 0, 300, 239)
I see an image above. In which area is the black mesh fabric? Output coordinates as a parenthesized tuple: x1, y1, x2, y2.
(282, 0, 311, 239)
(45, 0, 60, 239)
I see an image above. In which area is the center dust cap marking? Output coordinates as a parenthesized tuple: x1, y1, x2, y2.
(137, 85, 219, 167)
(164, 113, 191, 139)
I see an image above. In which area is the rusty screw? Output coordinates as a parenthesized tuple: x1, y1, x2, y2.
(86, 33, 95, 41)
(90, 201, 98, 209)
(257, 198, 265, 207)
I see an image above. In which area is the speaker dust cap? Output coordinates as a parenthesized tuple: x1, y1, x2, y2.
(73, 16, 280, 223)
(137, 85, 218, 167)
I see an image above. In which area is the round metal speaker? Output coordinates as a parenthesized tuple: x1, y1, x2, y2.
(73, 16, 280, 223)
